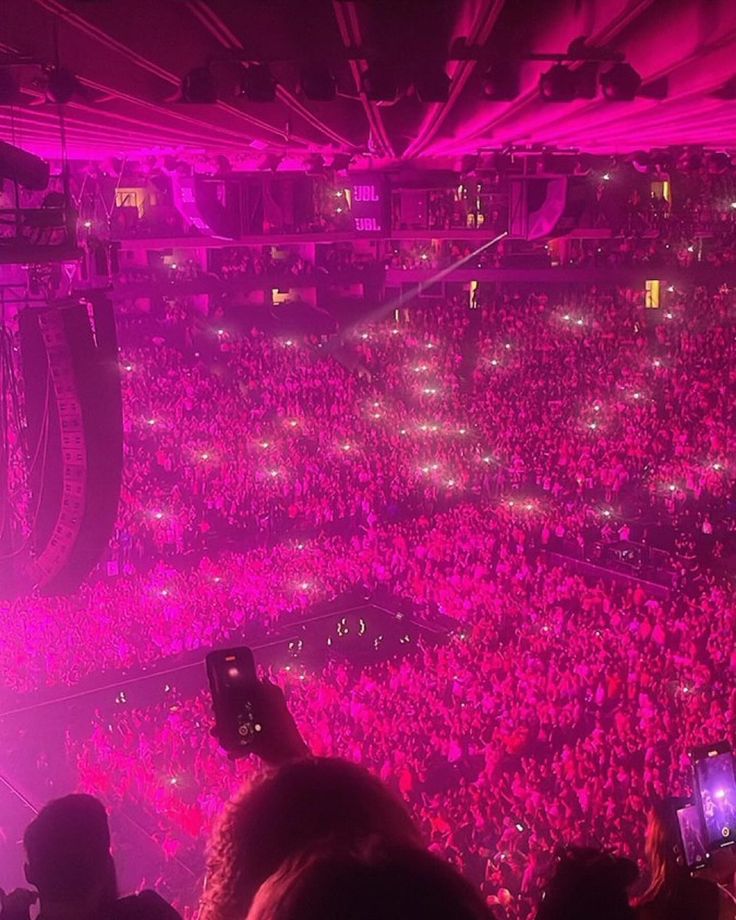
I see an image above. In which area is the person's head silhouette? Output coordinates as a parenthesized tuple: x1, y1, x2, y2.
(23, 794, 118, 917)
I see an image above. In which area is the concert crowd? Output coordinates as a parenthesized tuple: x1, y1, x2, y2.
(2, 281, 736, 919)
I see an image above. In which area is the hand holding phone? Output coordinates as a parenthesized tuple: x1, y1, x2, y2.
(206, 647, 309, 765)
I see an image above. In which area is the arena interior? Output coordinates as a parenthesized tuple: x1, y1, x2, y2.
(1, 1, 736, 918)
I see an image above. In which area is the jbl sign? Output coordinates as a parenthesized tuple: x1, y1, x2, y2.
(353, 184, 380, 202)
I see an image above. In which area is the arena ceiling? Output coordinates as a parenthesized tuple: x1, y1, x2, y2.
(1, 0, 736, 165)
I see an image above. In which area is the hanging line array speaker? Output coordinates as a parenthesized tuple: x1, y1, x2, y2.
(18, 295, 122, 595)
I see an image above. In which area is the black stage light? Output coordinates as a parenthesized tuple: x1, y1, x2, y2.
(46, 67, 81, 104)
(600, 62, 641, 100)
(539, 64, 576, 101)
(713, 76, 736, 100)
(481, 61, 520, 101)
(240, 64, 276, 102)
(414, 66, 451, 103)
(300, 64, 336, 101)
(181, 66, 217, 103)
(539, 62, 597, 101)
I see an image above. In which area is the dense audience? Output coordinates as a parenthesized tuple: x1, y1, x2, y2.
(64, 503, 735, 917)
(110, 284, 736, 561)
(2, 275, 736, 918)
(210, 247, 314, 282)
(5, 284, 736, 692)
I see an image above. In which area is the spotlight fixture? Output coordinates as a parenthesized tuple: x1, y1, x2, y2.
(414, 66, 451, 103)
(240, 64, 276, 102)
(712, 76, 736, 100)
(362, 65, 398, 102)
(481, 61, 520, 101)
(46, 67, 81, 104)
(539, 64, 576, 101)
(180, 66, 217, 103)
(599, 62, 641, 100)
(300, 63, 336, 101)
(539, 61, 598, 101)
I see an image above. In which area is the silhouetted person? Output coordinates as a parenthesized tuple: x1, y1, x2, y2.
(201, 757, 423, 920)
(536, 846, 638, 920)
(1, 793, 180, 920)
(245, 840, 494, 920)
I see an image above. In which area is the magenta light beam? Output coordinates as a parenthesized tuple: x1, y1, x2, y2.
(343, 231, 509, 339)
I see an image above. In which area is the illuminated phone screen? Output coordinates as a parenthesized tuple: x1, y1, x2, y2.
(694, 751, 736, 849)
(676, 804, 707, 868)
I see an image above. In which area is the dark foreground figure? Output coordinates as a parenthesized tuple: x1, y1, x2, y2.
(0, 794, 180, 920)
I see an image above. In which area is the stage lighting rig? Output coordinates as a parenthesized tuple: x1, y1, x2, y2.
(180, 66, 217, 103)
(481, 61, 520, 101)
(45, 66, 82, 104)
(712, 76, 736, 100)
(530, 37, 644, 103)
(599, 62, 642, 101)
(539, 64, 577, 101)
(539, 62, 597, 102)
(676, 147, 704, 172)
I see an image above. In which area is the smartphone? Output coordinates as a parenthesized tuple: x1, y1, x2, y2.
(671, 798, 709, 871)
(206, 647, 262, 754)
(691, 742, 736, 851)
